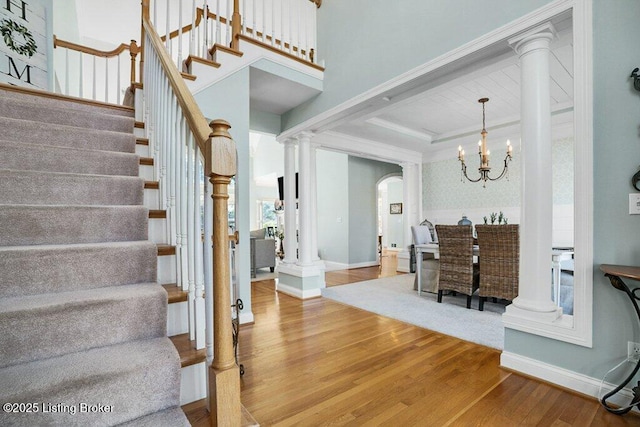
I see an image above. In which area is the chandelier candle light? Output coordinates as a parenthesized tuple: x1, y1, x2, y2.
(458, 97, 512, 186)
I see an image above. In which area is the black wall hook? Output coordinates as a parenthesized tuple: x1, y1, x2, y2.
(632, 68, 640, 92)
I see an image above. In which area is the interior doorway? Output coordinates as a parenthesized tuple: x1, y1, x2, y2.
(377, 175, 403, 260)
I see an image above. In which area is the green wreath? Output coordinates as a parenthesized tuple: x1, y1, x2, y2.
(0, 18, 37, 58)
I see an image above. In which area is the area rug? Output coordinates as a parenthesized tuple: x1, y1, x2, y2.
(321, 274, 505, 350)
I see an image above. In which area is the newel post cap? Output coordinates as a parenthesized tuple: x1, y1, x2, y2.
(206, 119, 237, 177)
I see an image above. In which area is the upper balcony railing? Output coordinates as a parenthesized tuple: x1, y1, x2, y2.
(53, 36, 139, 105)
(150, 0, 319, 72)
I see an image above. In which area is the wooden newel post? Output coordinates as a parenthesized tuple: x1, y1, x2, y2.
(206, 119, 240, 427)
(129, 40, 139, 85)
(231, 0, 241, 50)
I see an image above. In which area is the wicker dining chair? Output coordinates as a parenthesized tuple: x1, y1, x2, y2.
(474, 224, 519, 311)
(435, 225, 479, 309)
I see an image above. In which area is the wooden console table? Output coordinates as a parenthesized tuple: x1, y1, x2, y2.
(599, 264, 640, 415)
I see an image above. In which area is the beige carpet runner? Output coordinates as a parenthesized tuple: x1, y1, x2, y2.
(0, 85, 188, 426)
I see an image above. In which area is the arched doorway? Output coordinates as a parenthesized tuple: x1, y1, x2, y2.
(377, 174, 403, 263)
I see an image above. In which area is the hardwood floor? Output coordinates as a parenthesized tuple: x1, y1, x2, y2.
(185, 252, 638, 426)
(325, 249, 402, 287)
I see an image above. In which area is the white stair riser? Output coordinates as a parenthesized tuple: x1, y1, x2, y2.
(144, 188, 160, 210)
(148, 219, 167, 244)
(158, 255, 177, 284)
(167, 301, 189, 337)
(139, 164, 154, 181)
(179, 362, 207, 405)
(135, 144, 150, 157)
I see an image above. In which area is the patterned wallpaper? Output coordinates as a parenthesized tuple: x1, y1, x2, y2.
(423, 138, 574, 211)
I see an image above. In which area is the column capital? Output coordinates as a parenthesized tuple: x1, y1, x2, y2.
(400, 161, 418, 170)
(279, 137, 297, 147)
(295, 131, 315, 143)
(508, 22, 556, 56)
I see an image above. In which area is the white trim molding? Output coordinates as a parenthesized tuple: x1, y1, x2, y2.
(276, 282, 322, 299)
(503, 0, 593, 348)
(501, 352, 637, 413)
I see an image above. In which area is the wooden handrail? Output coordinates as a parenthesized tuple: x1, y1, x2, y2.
(53, 36, 133, 58)
(142, 16, 212, 157)
(160, 8, 206, 42)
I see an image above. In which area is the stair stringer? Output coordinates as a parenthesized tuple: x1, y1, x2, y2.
(184, 37, 324, 98)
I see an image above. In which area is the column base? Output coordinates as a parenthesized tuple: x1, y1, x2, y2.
(503, 299, 563, 326)
(277, 263, 326, 299)
(397, 251, 410, 273)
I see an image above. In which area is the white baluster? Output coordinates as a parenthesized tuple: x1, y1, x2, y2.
(203, 0, 209, 57)
(92, 56, 96, 100)
(288, 0, 292, 53)
(104, 57, 109, 102)
(296, 0, 301, 57)
(165, 0, 170, 49)
(271, 0, 276, 46)
(226, 0, 232, 46)
(64, 49, 69, 95)
(194, 142, 206, 349)
(215, 0, 221, 46)
(242, 0, 246, 34)
(261, 0, 266, 42)
(178, 0, 184, 66)
(204, 178, 214, 363)
(190, 0, 196, 55)
(252, 0, 256, 39)
(153, 0, 157, 27)
(186, 128, 197, 343)
(117, 54, 121, 104)
(280, 0, 285, 51)
(78, 51, 83, 98)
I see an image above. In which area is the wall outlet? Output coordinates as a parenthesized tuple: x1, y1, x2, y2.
(628, 341, 640, 362)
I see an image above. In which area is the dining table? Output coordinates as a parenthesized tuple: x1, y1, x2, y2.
(415, 243, 574, 307)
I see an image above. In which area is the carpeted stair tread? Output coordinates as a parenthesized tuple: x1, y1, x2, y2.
(0, 86, 183, 426)
(0, 170, 144, 206)
(0, 140, 140, 176)
(0, 337, 181, 426)
(0, 83, 135, 118)
(117, 406, 190, 426)
(0, 205, 148, 246)
(0, 241, 157, 298)
(0, 116, 136, 153)
(0, 96, 135, 133)
(0, 283, 167, 368)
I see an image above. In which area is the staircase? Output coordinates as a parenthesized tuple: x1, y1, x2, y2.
(0, 84, 189, 426)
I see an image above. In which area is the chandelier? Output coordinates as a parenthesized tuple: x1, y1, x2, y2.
(457, 97, 512, 186)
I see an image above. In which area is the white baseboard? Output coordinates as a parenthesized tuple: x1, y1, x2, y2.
(323, 260, 380, 271)
(501, 351, 638, 412)
(276, 282, 322, 299)
(239, 311, 254, 325)
(323, 261, 349, 271)
(348, 261, 379, 269)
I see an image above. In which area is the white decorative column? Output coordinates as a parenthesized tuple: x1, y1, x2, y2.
(276, 132, 325, 299)
(297, 132, 314, 266)
(310, 142, 320, 261)
(504, 23, 561, 324)
(282, 138, 297, 264)
(397, 162, 420, 273)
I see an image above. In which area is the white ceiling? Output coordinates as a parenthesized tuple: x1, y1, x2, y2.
(287, 13, 574, 164)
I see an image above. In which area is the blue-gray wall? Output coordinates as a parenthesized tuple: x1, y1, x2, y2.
(317, 150, 349, 264)
(506, 0, 640, 379)
(348, 157, 402, 264)
(282, 0, 553, 131)
(194, 69, 253, 319)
